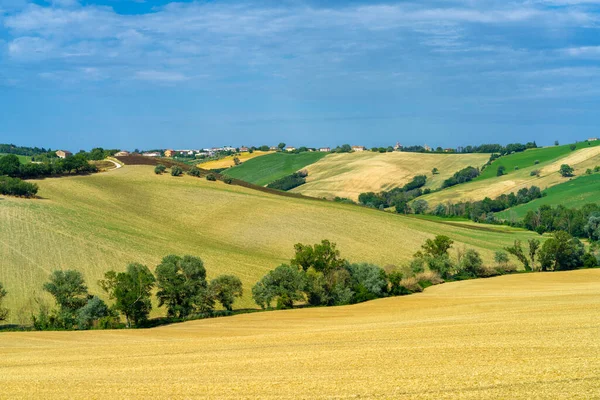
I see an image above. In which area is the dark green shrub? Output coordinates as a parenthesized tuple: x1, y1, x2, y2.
(206, 173, 217, 181)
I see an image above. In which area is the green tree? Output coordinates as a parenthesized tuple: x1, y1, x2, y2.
(0, 154, 21, 176)
(346, 263, 387, 302)
(43, 270, 88, 314)
(432, 167, 439, 175)
(171, 166, 183, 176)
(188, 166, 201, 177)
(570, 144, 577, 151)
(559, 164, 574, 177)
(154, 164, 166, 174)
(494, 251, 509, 266)
(584, 214, 600, 241)
(206, 173, 217, 181)
(155, 255, 208, 318)
(0, 282, 8, 322)
(278, 142, 286, 151)
(209, 275, 243, 311)
(505, 240, 530, 271)
(233, 156, 241, 166)
(497, 165, 506, 176)
(538, 231, 585, 271)
(528, 239, 541, 270)
(459, 249, 485, 277)
(252, 264, 305, 309)
(76, 296, 111, 329)
(99, 263, 155, 327)
(291, 240, 346, 274)
(421, 235, 454, 258)
(412, 199, 429, 215)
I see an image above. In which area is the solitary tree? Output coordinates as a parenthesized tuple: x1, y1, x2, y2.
(99, 263, 155, 327)
(154, 164, 166, 174)
(278, 143, 286, 151)
(0, 282, 8, 322)
(432, 167, 439, 175)
(171, 166, 183, 176)
(528, 239, 540, 270)
(497, 165, 506, 176)
(155, 255, 208, 318)
(209, 275, 243, 311)
(559, 164, 574, 177)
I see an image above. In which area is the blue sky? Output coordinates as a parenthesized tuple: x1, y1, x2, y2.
(1, 0, 600, 151)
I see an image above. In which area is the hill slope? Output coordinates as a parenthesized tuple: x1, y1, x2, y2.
(421, 145, 600, 206)
(0, 165, 537, 322)
(198, 150, 274, 170)
(2, 269, 600, 398)
(496, 173, 600, 220)
(290, 151, 489, 200)
(222, 152, 327, 186)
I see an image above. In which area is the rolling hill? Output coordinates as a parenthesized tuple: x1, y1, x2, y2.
(496, 173, 600, 220)
(290, 151, 490, 200)
(0, 165, 538, 323)
(2, 269, 599, 398)
(198, 150, 274, 170)
(222, 151, 327, 186)
(421, 145, 600, 207)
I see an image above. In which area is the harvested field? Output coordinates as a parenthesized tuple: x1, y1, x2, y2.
(2, 269, 600, 399)
(290, 151, 489, 201)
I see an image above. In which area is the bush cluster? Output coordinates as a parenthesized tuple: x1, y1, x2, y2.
(266, 170, 308, 191)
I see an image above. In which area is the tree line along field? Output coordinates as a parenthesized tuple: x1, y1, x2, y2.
(421, 145, 600, 207)
(221, 151, 327, 186)
(197, 150, 274, 170)
(0, 153, 30, 164)
(2, 269, 600, 398)
(496, 173, 600, 220)
(0, 165, 539, 324)
(290, 151, 490, 201)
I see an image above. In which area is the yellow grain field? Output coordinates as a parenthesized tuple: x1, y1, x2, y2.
(290, 151, 489, 200)
(0, 165, 538, 323)
(422, 146, 600, 206)
(2, 269, 600, 399)
(198, 151, 274, 169)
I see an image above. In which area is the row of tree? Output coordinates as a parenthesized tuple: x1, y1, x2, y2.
(431, 186, 543, 222)
(30, 255, 243, 330)
(358, 175, 428, 211)
(267, 170, 309, 191)
(521, 203, 600, 239)
(0, 154, 97, 179)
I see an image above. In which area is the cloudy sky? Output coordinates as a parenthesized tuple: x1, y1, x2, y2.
(1, 0, 599, 150)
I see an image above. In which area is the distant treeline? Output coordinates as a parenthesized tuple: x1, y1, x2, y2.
(432, 186, 543, 222)
(0, 144, 51, 157)
(267, 170, 308, 191)
(358, 175, 428, 211)
(0, 154, 97, 179)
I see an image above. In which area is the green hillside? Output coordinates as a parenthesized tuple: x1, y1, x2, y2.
(222, 152, 327, 186)
(0, 153, 31, 164)
(478, 141, 600, 181)
(0, 165, 538, 323)
(497, 173, 600, 220)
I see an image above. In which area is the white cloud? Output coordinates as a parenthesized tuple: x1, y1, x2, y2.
(564, 46, 600, 57)
(135, 70, 188, 82)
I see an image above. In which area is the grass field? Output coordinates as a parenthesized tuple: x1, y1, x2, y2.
(198, 151, 274, 170)
(222, 151, 327, 186)
(0, 165, 538, 324)
(496, 173, 600, 220)
(2, 269, 600, 398)
(477, 141, 600, 181)
(289, 151, 490, 200)
(421, 145, 600, 206)
(0, 153, 31, 164)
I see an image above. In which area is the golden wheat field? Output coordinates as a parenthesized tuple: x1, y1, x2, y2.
(290, 151, 489, 200)
(422, 146, 600, 206)
(0, 165, 539, 323)
(198, 151, 274, 169)
(2, 269, 599, 399)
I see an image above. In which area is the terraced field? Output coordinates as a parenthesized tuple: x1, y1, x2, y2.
(2, 269, 600, 398)
(290, 151, 489, 200)
(497, 173, 600, 220)
(0, 165, 538, 323)
(198, 150, 274, 170)
(222, 151, 327, 186)
(421, 145, 600, 206)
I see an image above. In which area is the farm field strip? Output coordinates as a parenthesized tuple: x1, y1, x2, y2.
(2, 269, 600, 399)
